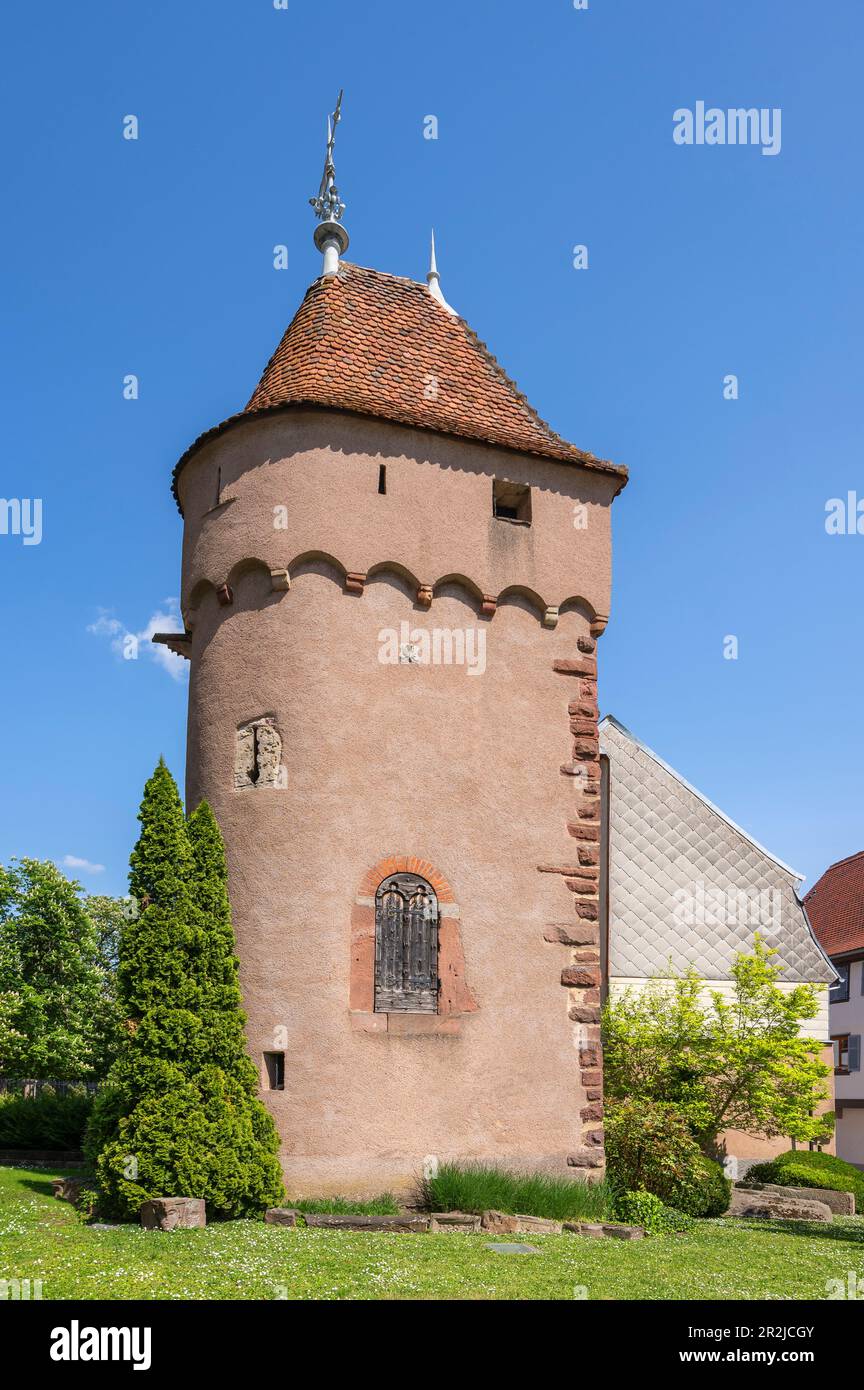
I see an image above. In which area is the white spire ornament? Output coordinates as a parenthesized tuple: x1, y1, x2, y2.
(426, 229, 457, 315)
(310, 90, 349, 277)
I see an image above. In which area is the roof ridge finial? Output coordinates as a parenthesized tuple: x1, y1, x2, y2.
(426, 228, 456, 315)
(310, 90, 349, 277)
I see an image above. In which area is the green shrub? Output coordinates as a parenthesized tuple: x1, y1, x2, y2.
(744, 1150, 864, 1207)
(669, 1156, 731, 1218)
(606, 1098, 702, 1196)
(615, 1189, 694, 1234)
(74, 1185, 100, 1220)
(287, 1194, 399, 1216)
(742, 1159, 796, 1187)
(605, 1098, 730, 1217)
(420, 1161, 613, 1222)
(0, 1089, 93, 1150)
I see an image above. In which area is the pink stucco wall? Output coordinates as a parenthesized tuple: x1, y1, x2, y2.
(177, 409, 616, 623)
(177, 409, 618, 1195)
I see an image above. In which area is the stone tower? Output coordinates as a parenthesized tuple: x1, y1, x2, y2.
(161, 148, 627, 1195)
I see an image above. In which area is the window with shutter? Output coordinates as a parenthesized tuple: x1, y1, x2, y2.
(830, 963, 850, 1003)
(832, 1034, 852, 1074)
(374, 873, 439, 1013)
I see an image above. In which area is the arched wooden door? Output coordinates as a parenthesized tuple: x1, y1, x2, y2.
(374, 872, 439, 1013)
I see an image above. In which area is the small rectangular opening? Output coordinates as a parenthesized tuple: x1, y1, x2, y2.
(378, 464, 387, 495)
(493, 478, 531, 524)
(263, 1052, 285, 1090)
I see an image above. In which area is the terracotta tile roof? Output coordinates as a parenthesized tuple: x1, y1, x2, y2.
(172, 262, 626, 509)
(804, 850, 864, 957)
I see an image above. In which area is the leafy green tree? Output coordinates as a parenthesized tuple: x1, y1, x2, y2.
(0, 866, 24, 1068)
(86, 760, 284, 1218)
(82, 895, 127, 1078)
(0, 859, 107, 1078)
(602, 936, 832, 1153)
(84, 895, 123, 978)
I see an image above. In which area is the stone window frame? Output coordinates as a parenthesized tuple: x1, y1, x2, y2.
(234, 715, 285, 790)
(350, 856, 477, 1035)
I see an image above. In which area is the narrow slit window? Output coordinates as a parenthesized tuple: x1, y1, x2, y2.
(378, 464, 387, 495)
(493, 478, 531, 524)
(264, 1052, 285, 1090)
(249, 725, 262, 784)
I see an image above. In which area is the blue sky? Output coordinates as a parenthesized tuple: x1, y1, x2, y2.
(1, 0, 861, 896)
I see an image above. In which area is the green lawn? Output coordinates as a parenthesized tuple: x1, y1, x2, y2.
(2, 1165, 863, 1301)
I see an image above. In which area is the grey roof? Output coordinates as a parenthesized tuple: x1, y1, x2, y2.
(600, 716, 835, 984)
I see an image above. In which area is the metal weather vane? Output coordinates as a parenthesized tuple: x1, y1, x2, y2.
(309, 90, 345, 224)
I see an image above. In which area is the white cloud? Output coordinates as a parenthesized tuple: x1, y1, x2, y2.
(62, 855, 106, 875)
(88, 599, 188, 681)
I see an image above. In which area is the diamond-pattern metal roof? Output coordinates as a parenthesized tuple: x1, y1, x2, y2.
(601, 717, 834, 983)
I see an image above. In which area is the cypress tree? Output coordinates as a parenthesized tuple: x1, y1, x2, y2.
(85, 761, 283, 1219)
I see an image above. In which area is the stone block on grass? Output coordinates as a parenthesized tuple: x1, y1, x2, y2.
(737, 1182, 854, 1217)
(264, 1207, 300, 1227)
(600, 1222, 644, 1240)
(727, 1188, 832, 1222)
(52, 1178, 84, 1205)
(139, 1197, 206, 1231)
(514, 1214, 563, 1235)
(429, 1211, 482, 1232)
(481, 1210, 520, 1234)
(303, 1213, 429, 1232)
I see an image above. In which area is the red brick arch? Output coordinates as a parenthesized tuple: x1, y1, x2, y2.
(350, 856, 477, 1032)
(359, 855, 455, 903)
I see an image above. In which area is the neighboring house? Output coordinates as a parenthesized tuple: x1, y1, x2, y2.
(805, 853, 864, 1168)
(599, 716, 836, 1176)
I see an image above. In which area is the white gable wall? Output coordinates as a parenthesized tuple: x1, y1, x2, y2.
(608, 978, 830, 1044)
(600, 716, 837, 1168)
